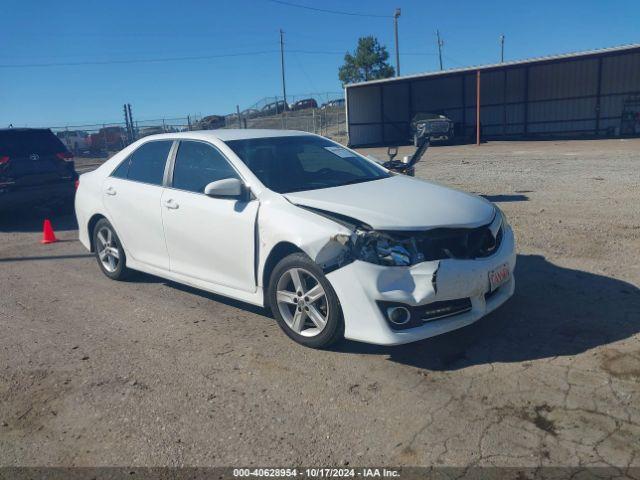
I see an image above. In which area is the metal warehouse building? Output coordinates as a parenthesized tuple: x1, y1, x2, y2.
(345, 44, 640, 146)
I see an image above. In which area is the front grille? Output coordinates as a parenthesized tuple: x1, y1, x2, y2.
(426, 121, 450, 133)
(414, 224, 502, 261)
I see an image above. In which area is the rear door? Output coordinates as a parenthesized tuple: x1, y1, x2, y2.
(102, 140, 173, 271)
(161, 140, 258, 292)
(0, 129, 76, 187)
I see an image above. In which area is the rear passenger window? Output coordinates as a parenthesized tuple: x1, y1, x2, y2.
(172, 141, 239, 193)
(123, 141, 172, 185)
(111, 158, 130, 179)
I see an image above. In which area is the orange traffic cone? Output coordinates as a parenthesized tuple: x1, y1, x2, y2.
(41, 219, 58, 244)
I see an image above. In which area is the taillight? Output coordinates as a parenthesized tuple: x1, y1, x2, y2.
(75, 179, 80, 190)
(0, 156, 9, 165)
(56, 152, 74, 160)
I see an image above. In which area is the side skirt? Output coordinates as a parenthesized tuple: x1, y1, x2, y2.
(126, 257, 265, 307)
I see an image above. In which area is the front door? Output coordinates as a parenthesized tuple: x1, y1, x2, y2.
(161, 140, 258, 292)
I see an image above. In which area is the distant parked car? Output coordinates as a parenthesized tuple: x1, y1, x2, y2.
(194, 115, 225, 131)
(225, 113, 239, 125)
(0, 128, 78, 210)
(261, 100, 289, 117)
(56, 130, 90, 154)
(89, 126, 126, 153)
(291, 98, 318, 111)
(410, 113, 454, 145)
(139, 126, 166, 138)
(241, 108, 260, 119)
(322, 98, 345, 110)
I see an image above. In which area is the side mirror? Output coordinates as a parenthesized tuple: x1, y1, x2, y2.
(204, 178, 244, 198)
(387, 146, 398, 161)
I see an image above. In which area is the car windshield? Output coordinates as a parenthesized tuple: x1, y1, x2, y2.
(225, 135, 389, 193)
(413, 113, 443, 122)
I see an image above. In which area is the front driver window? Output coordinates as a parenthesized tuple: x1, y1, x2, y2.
(172, 141, 239, 193)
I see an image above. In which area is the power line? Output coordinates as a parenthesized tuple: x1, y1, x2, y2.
(0, 50, 280, 68)
(291, 52, 319, 92)
(265, 0, 391, 18)
(0, 49, 444, 69)
(0, 49, 352, 68)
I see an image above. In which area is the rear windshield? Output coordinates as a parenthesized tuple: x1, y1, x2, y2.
(0, 129, 67, 157)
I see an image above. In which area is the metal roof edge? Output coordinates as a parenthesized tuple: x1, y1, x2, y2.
(345, 43, 640, 88)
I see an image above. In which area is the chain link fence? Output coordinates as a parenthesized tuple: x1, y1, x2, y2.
(47, 92, 346, 158)
(50, 117, 199, 157)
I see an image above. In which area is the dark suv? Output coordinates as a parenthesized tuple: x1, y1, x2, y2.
(0, 128, 78, 210)
(410, 113, 454, 146)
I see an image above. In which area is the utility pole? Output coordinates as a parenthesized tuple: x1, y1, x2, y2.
(279, 29, 287, 108)
(393, 8, 401, 76)
(127, 103, 134, 141)
(500, 34, 505, 63)
(123, 103, 134, 144)
(123, 104, 129, 141)
(436, 30, 444, 70)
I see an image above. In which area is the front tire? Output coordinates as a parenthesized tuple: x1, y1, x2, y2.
(93, 218, 129, 280)
(268, 253, 344, 348)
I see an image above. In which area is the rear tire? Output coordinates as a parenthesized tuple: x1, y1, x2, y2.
(93, 218, 129, 280)
(268, 253, 344, 348)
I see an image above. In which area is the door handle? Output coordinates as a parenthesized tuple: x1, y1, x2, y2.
(163, 199, 179, 210)
(105, 186, 117, 196)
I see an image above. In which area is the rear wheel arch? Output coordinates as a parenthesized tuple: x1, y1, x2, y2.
(88, 214, 106, 252)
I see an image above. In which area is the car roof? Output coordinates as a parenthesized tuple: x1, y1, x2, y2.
(140, 129, 314, 142)
(0, 128, 51, 133)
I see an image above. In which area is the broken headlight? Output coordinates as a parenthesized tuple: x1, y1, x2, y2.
(350, 230, 425, 267)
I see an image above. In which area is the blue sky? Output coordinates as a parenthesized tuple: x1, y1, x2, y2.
(1, 0, 638, 127)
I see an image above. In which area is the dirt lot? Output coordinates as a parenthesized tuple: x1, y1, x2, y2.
(1, 139, 639, 469)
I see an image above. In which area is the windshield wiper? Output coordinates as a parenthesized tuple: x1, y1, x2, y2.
(280, 177, 380, 193)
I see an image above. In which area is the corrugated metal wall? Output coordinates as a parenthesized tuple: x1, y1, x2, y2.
(346, 48, 640, 146)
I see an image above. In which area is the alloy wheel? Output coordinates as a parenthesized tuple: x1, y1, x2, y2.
(96, 226, 120, 273)
(276, 267, 329, 337)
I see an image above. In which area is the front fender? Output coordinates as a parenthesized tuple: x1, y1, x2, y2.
(256, 196, 352, 287)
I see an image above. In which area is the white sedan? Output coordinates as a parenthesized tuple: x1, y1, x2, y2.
(75, 130, 515, 348)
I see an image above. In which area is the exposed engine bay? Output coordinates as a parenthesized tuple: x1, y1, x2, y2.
(300, 204, 505, 270)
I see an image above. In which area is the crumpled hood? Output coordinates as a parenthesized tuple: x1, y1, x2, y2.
(284, 175, 495, 231)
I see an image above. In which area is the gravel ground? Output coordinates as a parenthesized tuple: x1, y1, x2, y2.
(0, 139, 639, 469)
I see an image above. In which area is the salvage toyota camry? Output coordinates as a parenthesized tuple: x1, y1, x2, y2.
(75, 130, 515, 348)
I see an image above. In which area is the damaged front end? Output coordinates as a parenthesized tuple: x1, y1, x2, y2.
(287, 203, 515, 344)
(333, 229, 424, 267)
(331, 207, 505, 268)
